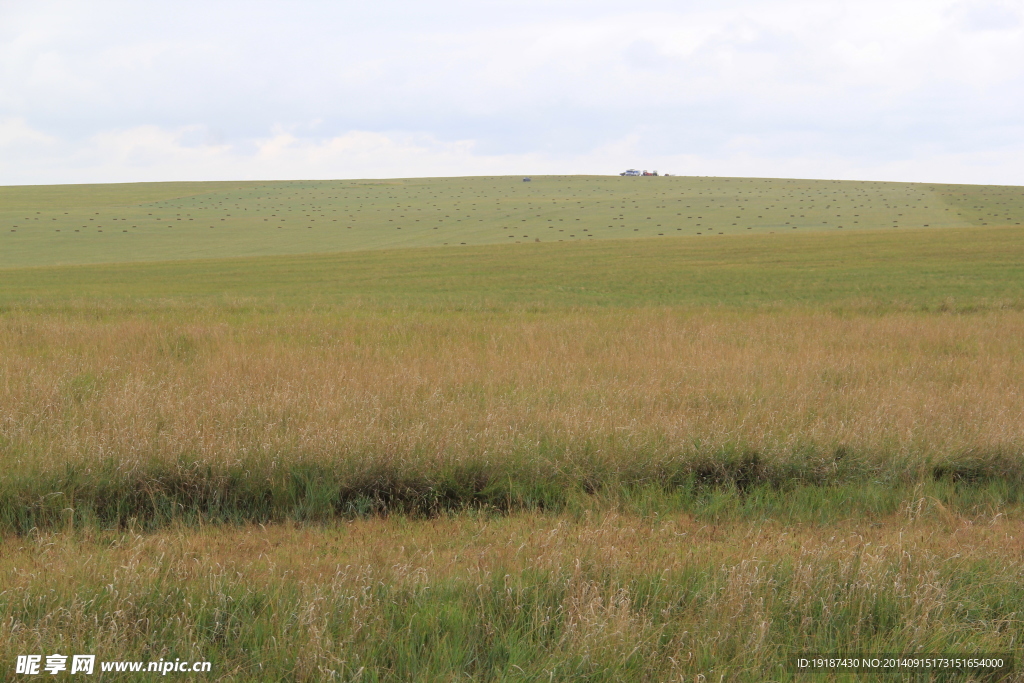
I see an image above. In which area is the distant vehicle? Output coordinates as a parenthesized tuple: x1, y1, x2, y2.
(522, 177, 531, 182)
(620, 169, 641, 176)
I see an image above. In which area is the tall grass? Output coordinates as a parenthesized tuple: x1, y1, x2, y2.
(3, 304, 1023, 532)
(2, 512, 1021, 681)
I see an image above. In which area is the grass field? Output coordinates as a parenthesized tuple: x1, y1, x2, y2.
(3, 175, 1024, 268)
(2, 176, 1024, 680)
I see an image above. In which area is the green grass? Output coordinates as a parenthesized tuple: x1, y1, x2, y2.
(3, 175, 1024, 269)
(2, 225, 1023, 311)
(3, 510, 1022, 681)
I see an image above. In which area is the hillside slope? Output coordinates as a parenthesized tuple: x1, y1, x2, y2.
(1, 175, 1022, 268)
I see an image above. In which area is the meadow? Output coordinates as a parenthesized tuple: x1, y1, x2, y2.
(2, 176, 1024, 680)
(3, 175, 1024, 268)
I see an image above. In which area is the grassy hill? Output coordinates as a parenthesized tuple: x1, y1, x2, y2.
(3, 174, 1024, 268)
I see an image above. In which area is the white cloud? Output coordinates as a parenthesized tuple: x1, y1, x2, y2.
(0, 118, 56, 149)
(1, 0, 1023, 185)
(0, 123, 552, 184)
(4, 119, 1020, 188)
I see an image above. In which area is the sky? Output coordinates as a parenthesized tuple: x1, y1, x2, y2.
(1, 0, 1022, 186)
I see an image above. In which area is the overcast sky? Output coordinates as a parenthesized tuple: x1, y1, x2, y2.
(1, 0, 1022, 185)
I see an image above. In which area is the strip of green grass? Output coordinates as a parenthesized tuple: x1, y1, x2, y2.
(2, 226, 1023, 311)
(3, 438, 1020, 535)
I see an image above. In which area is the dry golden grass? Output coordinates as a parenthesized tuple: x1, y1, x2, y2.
(3, 307, 1023, 474)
